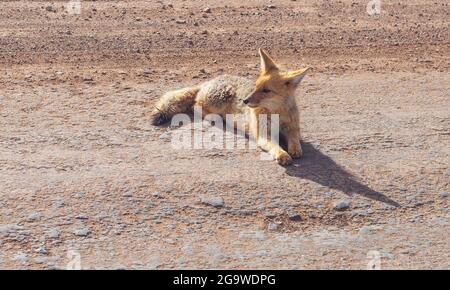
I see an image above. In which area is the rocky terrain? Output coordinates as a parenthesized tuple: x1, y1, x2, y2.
(0, 0, 449, 269)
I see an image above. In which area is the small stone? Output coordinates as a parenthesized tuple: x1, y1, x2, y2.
(440, 192, 448, 198)
(201, 197, 224, 207)
(286, 210, 302, 221)
(308, 213, 317, 219)
(45, 6, 56, 12)
(267, 223, 278, 231)
(75, 215, 88, 220)
(175, 19, 187, 24)
(48, 229, 60, 239)
(267, 5, 277, 9)
(34, 247, 47, 255)
(123, 191, 133, 197)
(142, 69, 152, 75)
(152, 192, 161, 197)
(333, 200, 350, 211)
(74, 228, 90, 237)
(27, 212, 41, 222)
(203, 7, 212, 13)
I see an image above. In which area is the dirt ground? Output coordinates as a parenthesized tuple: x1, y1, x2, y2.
(0, 0, 449, 269)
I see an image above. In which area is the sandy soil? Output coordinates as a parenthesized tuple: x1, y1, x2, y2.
(0, 0, 449, 269)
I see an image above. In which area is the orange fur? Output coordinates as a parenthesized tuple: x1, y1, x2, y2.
(151, 48, 310, 165)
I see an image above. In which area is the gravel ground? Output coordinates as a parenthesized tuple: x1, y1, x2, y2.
(0, 0, 449, 269)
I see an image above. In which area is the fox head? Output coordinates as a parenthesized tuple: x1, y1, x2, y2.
(243, 48, 310, 109)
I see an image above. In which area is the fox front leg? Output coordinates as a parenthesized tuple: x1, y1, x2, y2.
(257, 137, 292, 165)
(286, 130, 302, 159)
(250, 111, 292, 165)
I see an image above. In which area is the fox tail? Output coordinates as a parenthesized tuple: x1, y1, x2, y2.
(151, 86, 200, 126)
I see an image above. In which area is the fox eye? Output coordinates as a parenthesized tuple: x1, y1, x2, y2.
(262, 88, 271, 93)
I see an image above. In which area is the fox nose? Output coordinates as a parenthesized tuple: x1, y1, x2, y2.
(243, 99, 249, 104)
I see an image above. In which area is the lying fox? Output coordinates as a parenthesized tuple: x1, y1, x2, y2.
(151, 48, 310, 165)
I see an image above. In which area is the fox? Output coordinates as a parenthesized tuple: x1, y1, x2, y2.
(151, 48, 310, 165)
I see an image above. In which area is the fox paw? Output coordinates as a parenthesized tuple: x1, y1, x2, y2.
(288, 147, 303, 159)
(275, 152, 293, 166)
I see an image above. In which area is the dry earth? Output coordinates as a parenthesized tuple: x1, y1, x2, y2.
(0, 0, 449, 269)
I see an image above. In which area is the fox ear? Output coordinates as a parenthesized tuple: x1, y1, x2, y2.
(285, 67, 311, 86)
(259, 48, 278, 72)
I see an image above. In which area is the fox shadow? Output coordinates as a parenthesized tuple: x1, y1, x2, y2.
(155, 115, 399, 207)
(285, 142, 400, 207)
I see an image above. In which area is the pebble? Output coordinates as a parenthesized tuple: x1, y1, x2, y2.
(75, 215, 88, 220)
(27, 212, 41, 222)
(333, 200, 350, 211)
(440, 192, 448, 198)
(34, 247, 48, 255)
(200, 197, 224, 207)
(48, 228, 60, 239)
(73, 228, 90, 237)
(308, 213, 317, 219)
(286, 210, 302, 221)
(142, 69, 152, 75)
(45, 6, 56, 12)
(268, 222, 278, 231)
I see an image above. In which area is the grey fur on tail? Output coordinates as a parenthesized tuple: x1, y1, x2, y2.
(151, 86, 199, 126)
(151, 107, 169, 126)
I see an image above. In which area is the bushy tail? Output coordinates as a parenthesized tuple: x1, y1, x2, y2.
(151, 86, 200, 126)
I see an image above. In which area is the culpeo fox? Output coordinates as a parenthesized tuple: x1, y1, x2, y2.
(151, 48, 310, 165)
